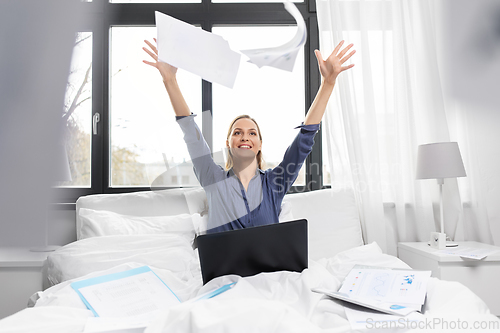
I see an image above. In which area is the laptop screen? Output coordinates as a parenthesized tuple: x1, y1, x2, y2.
(197, 219, 308, 284)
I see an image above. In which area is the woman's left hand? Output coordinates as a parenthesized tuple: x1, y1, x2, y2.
(314, 41, 355, 86)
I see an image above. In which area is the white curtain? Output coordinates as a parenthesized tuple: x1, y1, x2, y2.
(316, 0, 494, 254)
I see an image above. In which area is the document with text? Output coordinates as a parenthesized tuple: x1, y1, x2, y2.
(71, 266, 180, 319)
(438, 247, 500, 260)
(312, 265, 431, 316)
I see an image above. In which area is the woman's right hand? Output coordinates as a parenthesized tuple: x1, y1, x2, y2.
(143, 39, 191, 117)
(143, 39, 178, 82)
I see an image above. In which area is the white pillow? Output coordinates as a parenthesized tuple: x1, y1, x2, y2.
(183, 187, 208, 216)
(282, 188, 364, 261)
(78, 208, 199, 244)
(192, 213, 208, 236)
(278, 200, 294, 222)
(75, 189, 194, 240)
(46, 235, 200, 286)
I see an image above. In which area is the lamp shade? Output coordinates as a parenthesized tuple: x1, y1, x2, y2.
(416, 142, 467, 180)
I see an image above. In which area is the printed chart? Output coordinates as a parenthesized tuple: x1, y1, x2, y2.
(338, 267, 430, 305)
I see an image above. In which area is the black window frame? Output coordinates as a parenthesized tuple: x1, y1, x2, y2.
(53, 0, 325, 205)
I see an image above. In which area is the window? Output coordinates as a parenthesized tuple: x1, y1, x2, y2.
(58, 0, 322, 203)
(213, 0, 303, 2)
(110, 26, 202, 187)
(111, 0, 200, 3)
(212, 26, 306, 185)
(62, 32, 92, 188)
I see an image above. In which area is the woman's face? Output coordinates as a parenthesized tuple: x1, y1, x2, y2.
(226, 118, 262, 160)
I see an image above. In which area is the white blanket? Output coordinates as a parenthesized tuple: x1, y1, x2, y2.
(1, 238, 497, 333)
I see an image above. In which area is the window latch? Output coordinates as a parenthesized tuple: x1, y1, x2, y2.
(93, 113, 100, 135)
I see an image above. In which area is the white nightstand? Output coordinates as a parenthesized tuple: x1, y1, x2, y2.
(398, 241, 500, 316)
(0, 248, 49, 319)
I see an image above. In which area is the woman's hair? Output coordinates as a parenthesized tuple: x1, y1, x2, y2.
(225, 115, 264, 170)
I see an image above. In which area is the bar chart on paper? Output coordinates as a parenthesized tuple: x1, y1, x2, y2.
(312, 265, 431, 316)
(71, 266, 180, 319)
(339, 267, 429, 305)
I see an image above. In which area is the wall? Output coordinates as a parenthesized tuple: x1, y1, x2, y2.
(48, 209, 77, 246)
(0, 0, 86, 248)
(473, 107, 500, 245)
(442, 0, 500, 245)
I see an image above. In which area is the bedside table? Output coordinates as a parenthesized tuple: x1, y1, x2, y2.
(0, 247, 49, 319)
(398, 241, 500, 316)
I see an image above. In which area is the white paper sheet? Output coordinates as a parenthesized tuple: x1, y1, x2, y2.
(240, 0, 307, 72)
(155, 11, 241, 88)
(438, 247, 500, 260)
(343, 303, 424, 331)
(312, 287, 418, 316)
(338, 267, 431, 305)
(72, 266, 180, 319)
(313, 266, 431, 316)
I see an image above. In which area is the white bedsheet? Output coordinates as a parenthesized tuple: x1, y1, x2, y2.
(1, 240, 498, 333)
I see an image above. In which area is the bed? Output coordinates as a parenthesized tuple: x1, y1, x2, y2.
(0, 188, 498, 332)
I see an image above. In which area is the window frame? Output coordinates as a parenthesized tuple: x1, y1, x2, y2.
(53, 0, 324, 204)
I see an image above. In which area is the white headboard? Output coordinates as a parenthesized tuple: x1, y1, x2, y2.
(75, 187, 363, 260)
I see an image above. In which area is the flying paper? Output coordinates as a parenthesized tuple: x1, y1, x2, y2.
(155, 11, 241, 89)
(240, 0, 307, 72)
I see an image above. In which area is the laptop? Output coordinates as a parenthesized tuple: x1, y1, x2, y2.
(197, 219, 308, 284)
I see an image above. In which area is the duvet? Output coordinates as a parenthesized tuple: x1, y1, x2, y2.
(0, 235, 498, 333)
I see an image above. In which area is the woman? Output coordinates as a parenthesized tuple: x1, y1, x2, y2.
(143, 39, 355, 233)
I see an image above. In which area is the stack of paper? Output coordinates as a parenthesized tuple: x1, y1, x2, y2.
(71, 266, 238, 332)
(71, 265, 180, 331)
(312, 265, 431, 316)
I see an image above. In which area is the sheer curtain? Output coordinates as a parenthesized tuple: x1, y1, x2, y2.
(316, 0, 494, 254)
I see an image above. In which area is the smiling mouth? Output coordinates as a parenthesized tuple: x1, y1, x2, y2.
(238, 145, 252, 149)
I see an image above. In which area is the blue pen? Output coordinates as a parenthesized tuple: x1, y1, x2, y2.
(195, 282, 237, 302)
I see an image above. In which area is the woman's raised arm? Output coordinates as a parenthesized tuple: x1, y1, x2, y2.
(143, 39, 191, 117)
(304, 41, 355, 125)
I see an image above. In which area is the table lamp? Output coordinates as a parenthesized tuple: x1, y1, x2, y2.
(30, 144, 72, 252)
(416, 142, 466, 249)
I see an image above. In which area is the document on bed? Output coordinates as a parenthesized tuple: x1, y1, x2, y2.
(312, 265, 431, 316)
(343, 303, 425, 330)
(71, 266, 180, 320)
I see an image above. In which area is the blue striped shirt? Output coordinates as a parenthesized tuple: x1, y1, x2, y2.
(177, 114, 319, 233)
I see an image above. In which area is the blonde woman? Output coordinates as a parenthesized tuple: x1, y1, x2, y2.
(143, 39, 355, 233)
